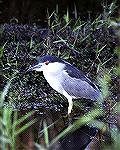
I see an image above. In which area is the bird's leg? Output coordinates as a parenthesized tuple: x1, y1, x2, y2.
(67, 97, 73, 125)
(68, 97, 73, 114)
(63, 90, 73, 115)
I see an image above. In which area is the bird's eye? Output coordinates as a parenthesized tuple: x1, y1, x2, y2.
(45, 60, 49, 65)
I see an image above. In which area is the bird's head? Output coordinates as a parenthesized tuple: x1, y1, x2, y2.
(27, 55, 65, 74)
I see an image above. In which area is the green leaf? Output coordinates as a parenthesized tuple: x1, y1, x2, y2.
(13, 111, 35, 127)
(14, 118, 37, 136)
(0, 46, 4, 58)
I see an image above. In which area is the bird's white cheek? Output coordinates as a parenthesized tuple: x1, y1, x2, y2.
(43, 63, 65, 74)
(42, 65, 52, 73)
(43, 64, 54, 72)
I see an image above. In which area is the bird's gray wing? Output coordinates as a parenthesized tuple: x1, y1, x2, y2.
(64, 62, 99, 91)
(61, 63, 100, 100)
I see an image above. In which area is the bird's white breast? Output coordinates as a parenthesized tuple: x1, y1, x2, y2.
(43, 72, 63, 94)
(42, 62, 65, 94)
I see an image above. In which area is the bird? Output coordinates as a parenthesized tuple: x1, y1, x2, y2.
(27, 55, 102, 114)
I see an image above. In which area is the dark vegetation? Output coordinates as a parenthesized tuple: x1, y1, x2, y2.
(0, 1, 120, 150)
(1, 0, 118, 24)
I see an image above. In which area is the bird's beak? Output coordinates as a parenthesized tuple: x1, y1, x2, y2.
(26, 63, 43, 72)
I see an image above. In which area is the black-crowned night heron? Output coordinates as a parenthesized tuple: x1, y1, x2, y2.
(27, 55, 101, 114)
